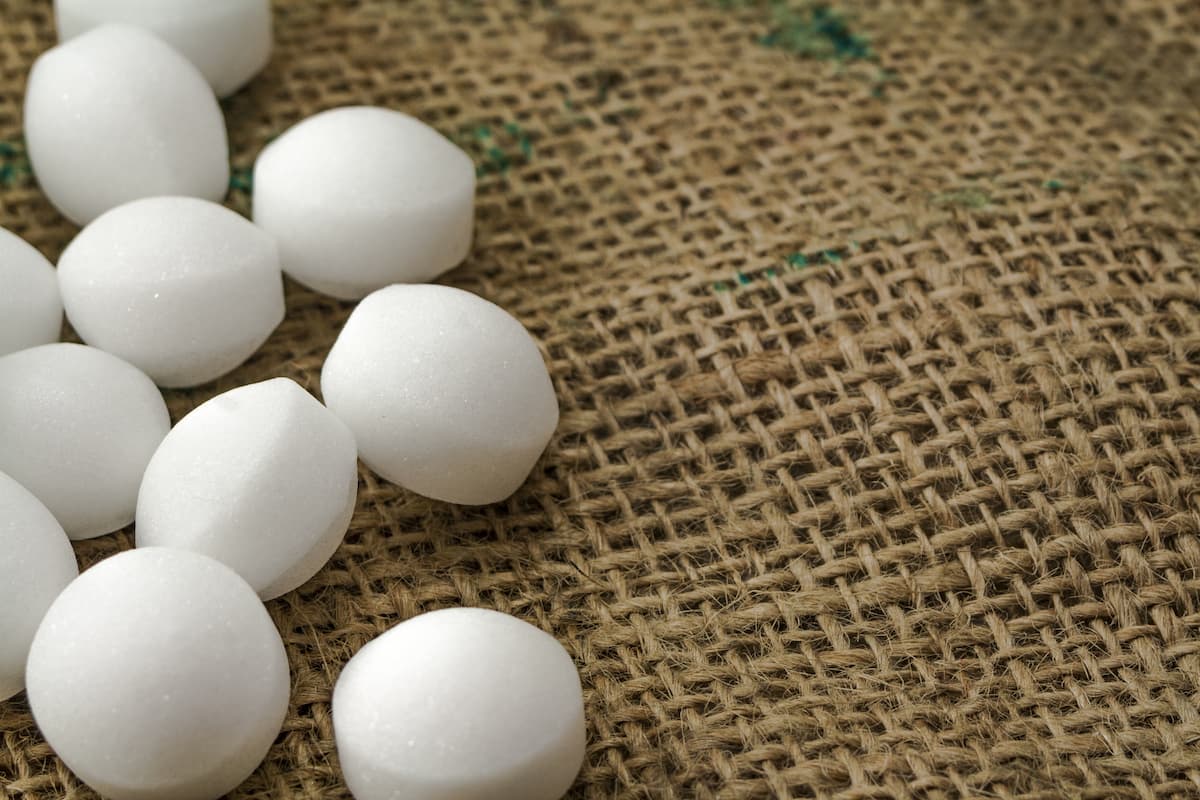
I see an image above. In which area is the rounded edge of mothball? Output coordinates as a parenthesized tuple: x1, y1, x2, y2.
(320, 284, 559, 506)
(332, 608, 585, 800)
(135, 377, 359, 600)
(23, 23, 229, 226)
(25, 548, 290, 800)
(0, 226, 62, 357)
(56, 196, 285, 388)
(252, 106, 475, 300)
(0, 343, 171, 540)
(0, 471, 78, 702)
(53, 0, 273, 97)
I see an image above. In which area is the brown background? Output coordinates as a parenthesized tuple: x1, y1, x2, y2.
(4, 0, 1200, 797)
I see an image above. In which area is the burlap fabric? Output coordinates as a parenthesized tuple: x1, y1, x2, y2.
(3, 0, 1200, 797)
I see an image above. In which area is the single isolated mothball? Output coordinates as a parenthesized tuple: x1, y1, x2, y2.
(26, 548, 289, 800)
(0, 227, 61, 357)
(0, 343, 170, 540)
(253, 106, 475, 299)
(55, 0, 272, 97)
(57, 196, 285, 388)
(24, 23, 229, 226)
(0, 471, 78, 702)
(321, 284, 559, 505)
(333, 608, 586, 800)
(137, 378, 358, 600)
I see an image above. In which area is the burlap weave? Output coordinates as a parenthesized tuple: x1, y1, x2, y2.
(3, 0, 1200, 797)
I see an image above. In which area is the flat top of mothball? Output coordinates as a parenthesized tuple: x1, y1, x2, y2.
(56, 195, 284, 388)
(255, 106, 474, 211)
(60, 196, 277, 288)
(335, 608, 584, 779)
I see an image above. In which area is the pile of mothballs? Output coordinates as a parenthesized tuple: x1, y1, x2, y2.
(0, 2, 584, 799)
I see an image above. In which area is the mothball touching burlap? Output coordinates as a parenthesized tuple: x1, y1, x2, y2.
(333, 608, 586, 800)
(25, 549, 289, 800)
(321, 284, 559, 505)
(253, 106, 476, 300)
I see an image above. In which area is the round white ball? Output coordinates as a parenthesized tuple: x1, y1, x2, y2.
(0, 227, 61, 357)
(333, 608, 586, 800)
(320, 285, 558, 505)
(253, 106, 475, 300)
(0, 343, 170, 539)
(26, 548, 289, 800)
(57, 196, 284, 388)
(137, 378, 358, 599)
(24, 24, 229, 226)
(0, 471, 78, 701)
(55, 0, 272, 97)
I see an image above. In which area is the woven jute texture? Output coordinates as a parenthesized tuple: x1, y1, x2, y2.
(4, 0, 1200, 797)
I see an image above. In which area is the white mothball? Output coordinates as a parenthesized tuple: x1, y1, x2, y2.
(0, 344, 170, 540)
(253, 106, 475, 300)
(57, 197, 285, 388)
(333, 608, 586, 800)
(0, 472, 78, 702)
(137, 378, 358, 600)
(26, 548, 289, 800)
(0, 227, 61, 357)
(24, 24, 229, 226)
(54, 0, 272, 97)
(320, 285, 559, 505)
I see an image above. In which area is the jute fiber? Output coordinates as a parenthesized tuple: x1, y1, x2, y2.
(3, 0, 1200, 797)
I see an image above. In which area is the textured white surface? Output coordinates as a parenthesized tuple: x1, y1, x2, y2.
(0, 227, 60, 357)
(57, 196, 284, 388)
(24, 24, 229, 226)
(137, 378, 358, 599)
(333, 608, 586, 800)
(0, 343, 170, 539)
(26, 548, 289, 800)
(320, 284, 559, 505)
(0, 472, 77, 702)
(55, 0, 272, 97)
(253, 106, 475, 299)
